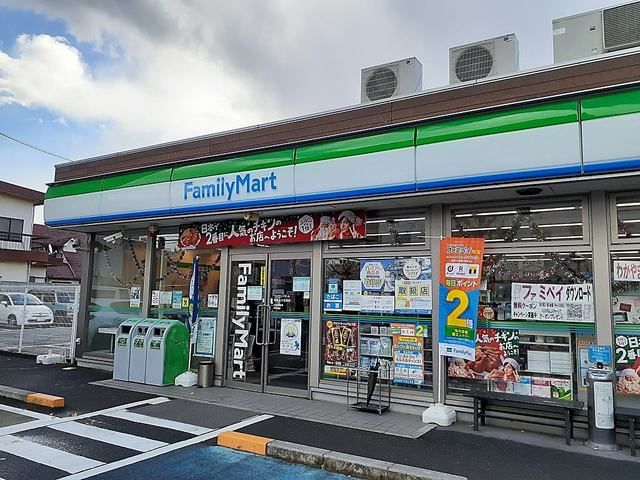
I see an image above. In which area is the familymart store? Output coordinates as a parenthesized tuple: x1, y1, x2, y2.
(45, 72, 640, 434)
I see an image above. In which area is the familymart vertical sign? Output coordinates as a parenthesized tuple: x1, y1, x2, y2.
(438, 237, 485, 361)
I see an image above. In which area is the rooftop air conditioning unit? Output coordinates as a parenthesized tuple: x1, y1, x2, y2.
(449, 34, 519, 84)
(553, 1, 640, 64)
(360, 57, 422, 103)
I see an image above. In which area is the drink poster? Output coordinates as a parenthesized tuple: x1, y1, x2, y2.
(178, 210, 365, 249)
(438, 237, 485, 360)
(511, 283, 594, 322)
(390, 323, 424, 385)
(323, 319, 358, 377)
(614, 334, 640, 396)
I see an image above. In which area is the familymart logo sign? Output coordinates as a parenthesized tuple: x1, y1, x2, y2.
(183, 172, 278, 202)
(232, 263, 252, 380)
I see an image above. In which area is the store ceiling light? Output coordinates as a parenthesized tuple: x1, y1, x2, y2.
(617, 202, 640, 207)
(476, 210, 518, 216)
(530, 206, 578, 213)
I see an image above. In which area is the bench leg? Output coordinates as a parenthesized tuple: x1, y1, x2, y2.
(631, 418, 636, 457)
(481, 399, 487, 426)
(473, 398, 479, 432)
(564, 410, 572, 446)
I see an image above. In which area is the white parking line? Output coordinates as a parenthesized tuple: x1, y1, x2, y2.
(50, 421, 167, 452)
(103, 410, 212, 436)
(60, 413, 273, 479)
(0, 397, 170, 437)
(0, 403, 51, 420)
(0, 435, 104, 473)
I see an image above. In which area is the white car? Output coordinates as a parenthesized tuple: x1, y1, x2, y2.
(0, 293, 54, 327)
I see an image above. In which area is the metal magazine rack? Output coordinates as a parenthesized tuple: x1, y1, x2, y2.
(346, 362, 391, 414)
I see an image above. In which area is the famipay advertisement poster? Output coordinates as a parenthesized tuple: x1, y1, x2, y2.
(438, 237, 485, 361)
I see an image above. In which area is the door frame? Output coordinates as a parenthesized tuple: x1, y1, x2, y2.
(224, 247, 313, 397)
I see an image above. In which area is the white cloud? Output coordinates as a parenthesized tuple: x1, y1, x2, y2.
(0, 0, 626, 157)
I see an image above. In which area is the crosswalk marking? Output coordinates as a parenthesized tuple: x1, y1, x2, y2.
(0, 396, 170, 437)
(103, 410, 213, 436)
(60, 414, 273, 480)
(50, 421, 167, 452)
(0, 435, 104, 473)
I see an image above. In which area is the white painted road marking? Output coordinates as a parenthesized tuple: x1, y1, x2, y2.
(60, 413, 274, 479)
(0, 435, 104, 473)
(0, 403, 51, 420)
(104, 409, 213, 436)
(0, 396, 170, 437)
(50, 421, 167, 452)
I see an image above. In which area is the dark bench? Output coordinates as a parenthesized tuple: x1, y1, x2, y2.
(467, 389, 584, 446)
(616, 407, 640, 456)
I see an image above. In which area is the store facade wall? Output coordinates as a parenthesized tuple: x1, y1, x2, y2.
(48, 82, 640, 429)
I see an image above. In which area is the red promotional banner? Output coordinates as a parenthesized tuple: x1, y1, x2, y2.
(178, 210, 366, 249)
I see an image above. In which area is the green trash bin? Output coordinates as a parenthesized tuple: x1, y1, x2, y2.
(144, 319, 189, 386)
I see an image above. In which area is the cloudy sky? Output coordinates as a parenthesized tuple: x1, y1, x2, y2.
(0, 0, 625, 205)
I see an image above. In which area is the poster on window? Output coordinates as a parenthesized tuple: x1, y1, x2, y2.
(195, 317, 216, 357)
(323, 319, 358, 376)
(359, 258, 432, 314)
(129, 286, 141, 308)
(178, 210, 366, 249)
(395, 280, 432, 314)
(438, 237, 485, 361)
(160, 291, 172, 306)
(343, 280, 362, 311)
(279, 318, 302, 356)
(614, 261, 640, 282)
(448, 328, 520, 380)
(390, 323, 425, 385)
(511, 283, 594, 322)
(614, 334, 640, 396)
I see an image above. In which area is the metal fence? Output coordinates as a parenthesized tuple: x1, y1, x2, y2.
(0, 282, 80, 360)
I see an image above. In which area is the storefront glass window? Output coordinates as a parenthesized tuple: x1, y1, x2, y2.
(447, 251, 594, 404)
(611, 250, 640, 406)
(87, 231, 147, 354)
(615, 195, 640, 240)
(150, 231, 221, 358)
(321, 256, 433, 392)
(151, 231, 221, 324)
(451, 199, 584, 244)
(328, 209, 427, 249)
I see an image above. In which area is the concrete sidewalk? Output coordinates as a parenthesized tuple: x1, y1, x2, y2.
(95, 379, 435, 439)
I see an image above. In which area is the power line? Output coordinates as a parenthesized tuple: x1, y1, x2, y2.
(0, 130, 72, 161)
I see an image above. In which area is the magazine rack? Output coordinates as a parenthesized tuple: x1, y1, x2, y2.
(345, 363, 391, 415)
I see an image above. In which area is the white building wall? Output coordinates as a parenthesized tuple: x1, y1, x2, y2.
(0, 262, 28, 283)
(0, 192, 35, 249)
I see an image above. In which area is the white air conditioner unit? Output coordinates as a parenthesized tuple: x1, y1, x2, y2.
(449, 34, 519, 85)
(553, 1, 640, 64)
(360, 57, 422, 103)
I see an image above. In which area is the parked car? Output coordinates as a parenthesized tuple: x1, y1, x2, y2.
(0, 293, 54, 327)
(29, 289, 76, 325)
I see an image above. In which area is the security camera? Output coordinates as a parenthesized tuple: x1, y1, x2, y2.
(243, 212, 260, 222)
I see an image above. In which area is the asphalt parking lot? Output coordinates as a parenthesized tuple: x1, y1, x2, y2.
(0, 325, 74, 356)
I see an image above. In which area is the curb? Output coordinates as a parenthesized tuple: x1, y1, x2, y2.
(0, 384, 64, 408)
(217, 432, 466, 480)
